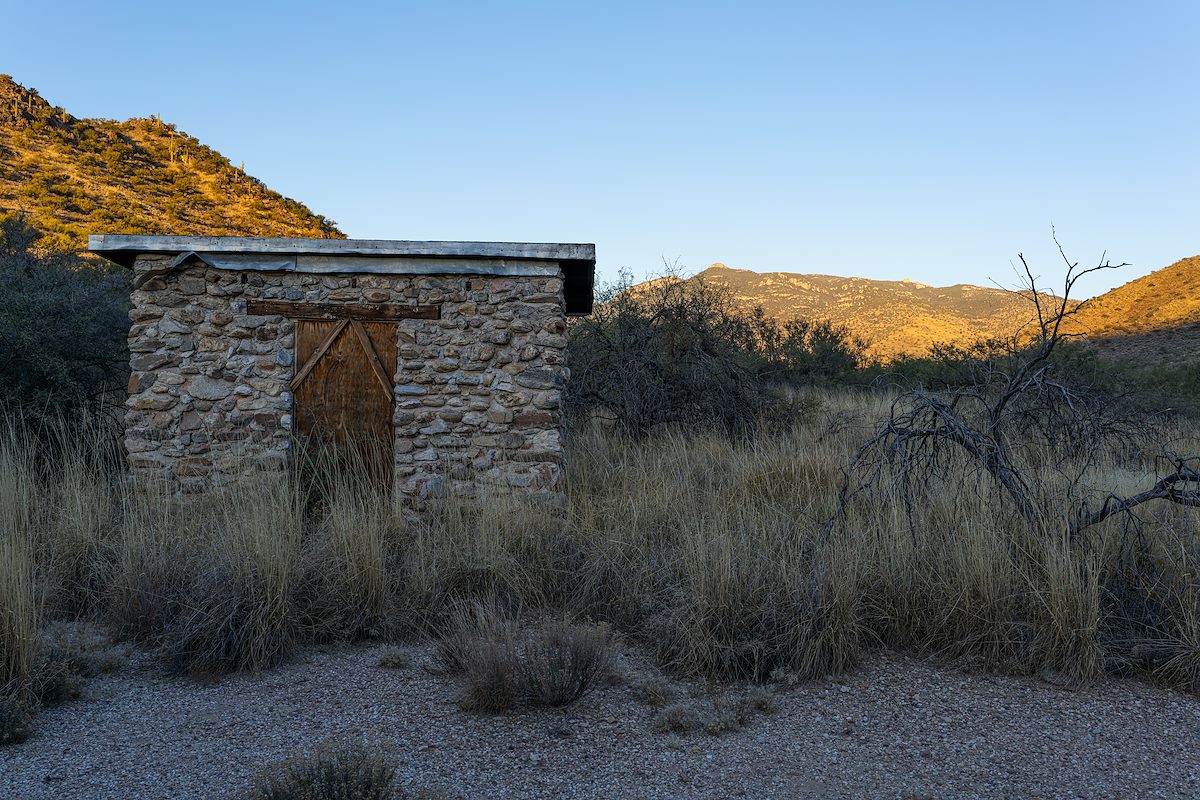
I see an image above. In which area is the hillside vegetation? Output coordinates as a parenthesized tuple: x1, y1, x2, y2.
(691, 263, 1040, 360)
(0, 75, 342, 251)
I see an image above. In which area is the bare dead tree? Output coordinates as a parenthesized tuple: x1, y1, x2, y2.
(834, 238, 1200, 540)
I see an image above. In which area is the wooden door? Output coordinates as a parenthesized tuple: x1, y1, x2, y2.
(292, 319, 397, 483)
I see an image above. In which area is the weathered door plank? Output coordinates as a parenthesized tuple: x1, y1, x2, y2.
(289, 319, 349, 392)
(350, 320, 395, 398)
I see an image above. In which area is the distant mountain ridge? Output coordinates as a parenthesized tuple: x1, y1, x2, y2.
(0, 75, 342, 251)
(679, 258, 1200, 362)
(692, 263, 1042, 359)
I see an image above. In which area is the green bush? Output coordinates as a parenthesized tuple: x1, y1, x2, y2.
(0, 214, 129, 423)
(879, 338, 1200, 419)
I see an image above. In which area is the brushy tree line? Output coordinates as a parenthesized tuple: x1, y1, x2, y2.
(564, 270, 868, 436)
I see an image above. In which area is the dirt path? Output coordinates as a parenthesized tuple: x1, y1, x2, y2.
(4, 643, 1197, 799)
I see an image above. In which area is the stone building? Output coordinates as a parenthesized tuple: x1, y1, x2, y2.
(90, 235, 596, 503)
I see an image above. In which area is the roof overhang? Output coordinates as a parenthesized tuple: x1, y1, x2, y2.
(89, 235, 596, 315)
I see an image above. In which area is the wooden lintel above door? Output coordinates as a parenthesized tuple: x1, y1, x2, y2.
(246, 299, 439, 321)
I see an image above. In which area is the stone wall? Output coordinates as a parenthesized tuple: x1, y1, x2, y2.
(125, 255, 568, 503)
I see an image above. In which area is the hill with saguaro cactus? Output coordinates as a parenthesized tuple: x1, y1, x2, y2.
(0, 75, 342, 251)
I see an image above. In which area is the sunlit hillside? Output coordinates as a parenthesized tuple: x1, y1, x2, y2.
(1069, 255, 1200, 363)
(0, 75, 342, 251)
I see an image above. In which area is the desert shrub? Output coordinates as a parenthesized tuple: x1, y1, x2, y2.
(653, 699, 706, 734)
(566, 271, 865, 435)
(0, 214, 129, 424)
(436, 603, 614, 711)
(519, 618, 614, 706)
(0, 694, 32, 746)
(1057, 349, 1200, 420)
(743, 686, 778, 715)
(239, 742, 398, 800)
(879, 336, 1200, 422)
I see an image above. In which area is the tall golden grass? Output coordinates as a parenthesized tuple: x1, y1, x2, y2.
(0, 430, 37, 697)
(1, 389, 1197, 695)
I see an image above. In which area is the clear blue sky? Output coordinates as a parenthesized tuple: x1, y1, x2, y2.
(7, 1, 1198, 295)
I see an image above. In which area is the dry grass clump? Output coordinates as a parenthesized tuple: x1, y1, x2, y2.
(28, 650, 83, 706)
(0, 421, 38, 698)
(568, 423, 867, 681)
(565, 399, 1200, 688)
(630, 676, 682, 707)
(298, 450, 401, 642)
(436, 599, 522, 712)
(653, 690, 777, 736)
(376, 649, 411, 670)
(111, 479, 302, 678)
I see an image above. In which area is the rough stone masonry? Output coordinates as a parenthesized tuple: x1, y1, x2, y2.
(89, 236, 597, 506)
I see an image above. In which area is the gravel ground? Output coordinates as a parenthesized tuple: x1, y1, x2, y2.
(3, 638, 1198, 800)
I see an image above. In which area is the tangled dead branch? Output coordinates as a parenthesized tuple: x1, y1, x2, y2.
(835, 238, 1198, 540)
(1072, 456, 1200, 538)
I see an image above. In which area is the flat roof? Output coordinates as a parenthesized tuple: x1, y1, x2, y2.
(89, 235, 596, 314)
